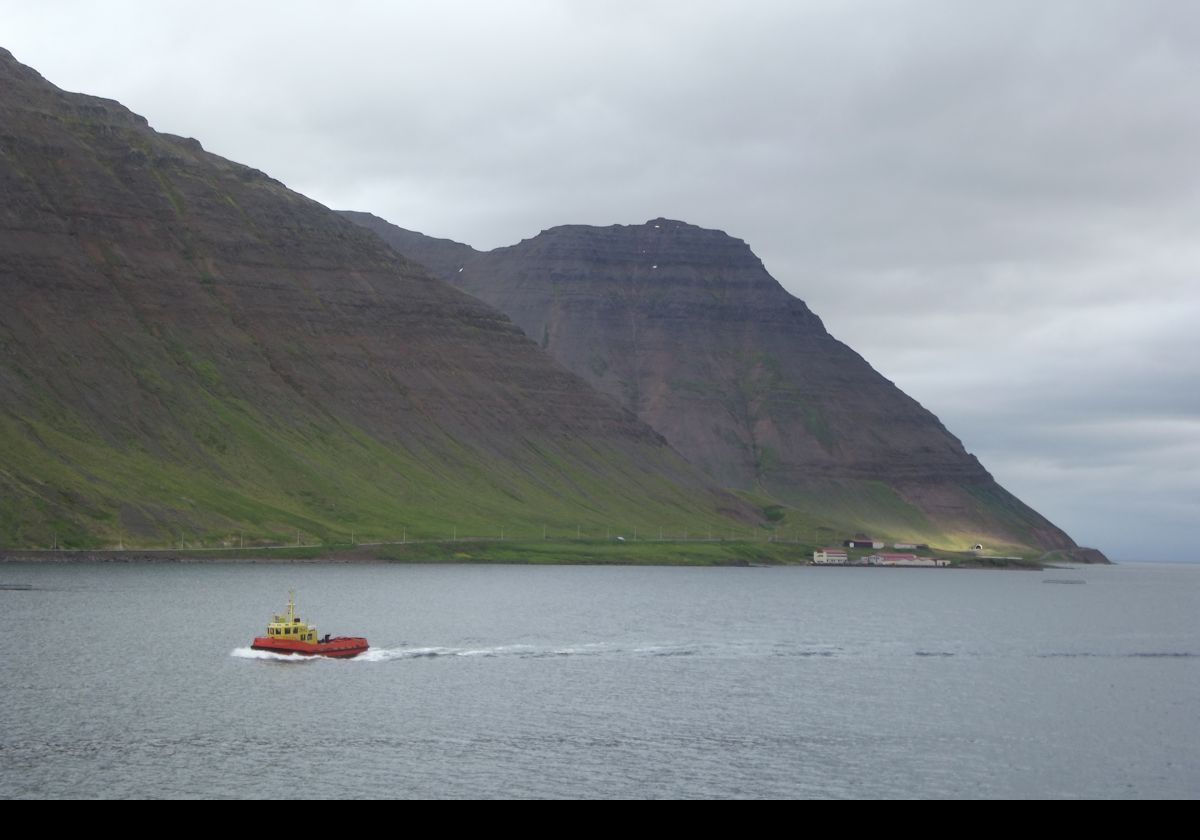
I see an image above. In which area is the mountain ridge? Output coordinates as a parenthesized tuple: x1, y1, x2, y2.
(0, 47, 756, 548)
(345, 212, 1081, 553)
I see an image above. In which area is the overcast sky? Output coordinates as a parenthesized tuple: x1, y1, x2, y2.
(4, 1, 1197, 561)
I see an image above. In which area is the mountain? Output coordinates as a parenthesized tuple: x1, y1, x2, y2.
(0, 48, 756, 548)
(345, 213, 1081, 553)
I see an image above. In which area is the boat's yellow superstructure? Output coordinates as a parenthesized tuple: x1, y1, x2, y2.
(264, 591, 319, 643)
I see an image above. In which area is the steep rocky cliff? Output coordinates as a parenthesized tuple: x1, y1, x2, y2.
(0, 49, 753, 547)
(348, 213, 1079, 552)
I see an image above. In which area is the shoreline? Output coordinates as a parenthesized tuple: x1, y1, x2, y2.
(0, 541, 1106, 568)
(0, 541, 1076, 569)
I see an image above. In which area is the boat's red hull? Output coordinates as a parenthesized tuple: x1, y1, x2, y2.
(250, 636, 369, 658)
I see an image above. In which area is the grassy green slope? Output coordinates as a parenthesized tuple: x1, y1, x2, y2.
(735, 483, 1038, 556)
(0, 389, 748, 550)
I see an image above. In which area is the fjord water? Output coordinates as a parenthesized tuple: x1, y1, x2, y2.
(1, 562, 1196, 799)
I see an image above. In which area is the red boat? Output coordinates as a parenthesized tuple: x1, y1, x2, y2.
(250, 592, 368, 658)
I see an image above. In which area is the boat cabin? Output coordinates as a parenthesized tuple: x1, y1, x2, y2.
(265, 593, 319, 643)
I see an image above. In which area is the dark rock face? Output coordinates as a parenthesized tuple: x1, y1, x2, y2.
(0, 49, 752, 545)
(350, 214, 1080, 551)
(342, 211, 478, 283)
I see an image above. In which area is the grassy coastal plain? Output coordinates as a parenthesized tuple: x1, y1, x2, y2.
(0, 538, 1051, 568)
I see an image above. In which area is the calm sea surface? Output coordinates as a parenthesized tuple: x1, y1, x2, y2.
(0, 561, 1196, 799)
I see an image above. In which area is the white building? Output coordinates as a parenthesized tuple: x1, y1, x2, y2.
(867, 553, 949, 567)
